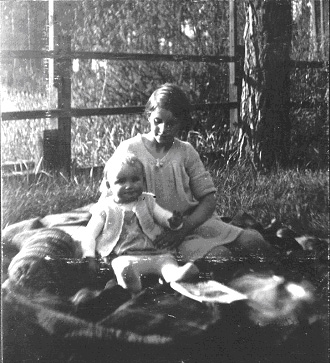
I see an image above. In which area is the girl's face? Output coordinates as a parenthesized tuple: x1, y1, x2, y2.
(148, 108, 182, 145)
(108, 164, 144, 204)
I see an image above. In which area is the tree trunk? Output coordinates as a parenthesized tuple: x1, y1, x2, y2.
(239, 0, 292, 170)
(309, 0, 318, 58)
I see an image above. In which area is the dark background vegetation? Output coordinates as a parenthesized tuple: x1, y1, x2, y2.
(1, 0, 328, 169)
(1, 1, 328, 238)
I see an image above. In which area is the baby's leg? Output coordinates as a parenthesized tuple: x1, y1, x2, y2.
(111, 256, 143, 293)
(111, 255, 175, 292)
(112, 254, 199, 292)
(158, 255, 199, 283)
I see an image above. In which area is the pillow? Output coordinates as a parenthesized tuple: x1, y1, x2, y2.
(7, 228, 78, 293)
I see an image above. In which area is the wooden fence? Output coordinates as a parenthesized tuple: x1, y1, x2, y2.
(0, 0, 327, 178)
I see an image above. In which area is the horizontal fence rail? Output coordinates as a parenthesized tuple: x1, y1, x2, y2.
(0, 50, 236, 64)
(1, 50, 327, 69)
(2, 101, 324, 122)
(1, 103, 240, 122)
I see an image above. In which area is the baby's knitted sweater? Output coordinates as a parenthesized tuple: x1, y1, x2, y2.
(83, 193, 173, 257)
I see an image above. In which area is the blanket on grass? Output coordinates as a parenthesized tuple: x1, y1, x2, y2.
(2, 207, 329, 362)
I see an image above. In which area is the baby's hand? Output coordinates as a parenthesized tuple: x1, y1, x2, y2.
(168, 210, 183, 229)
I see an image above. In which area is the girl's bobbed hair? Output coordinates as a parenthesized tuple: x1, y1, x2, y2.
(145, 83, 192, 129)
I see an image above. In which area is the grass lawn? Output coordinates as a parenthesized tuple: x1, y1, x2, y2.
(2, 164, 329, 239)
(1, 163, 329, 363)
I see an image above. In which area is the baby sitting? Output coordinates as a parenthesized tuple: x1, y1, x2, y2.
(81, 153, 198, 293)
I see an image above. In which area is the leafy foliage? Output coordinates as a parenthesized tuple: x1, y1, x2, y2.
(289, 65, 329, 169)
(0, 0, 328, 169)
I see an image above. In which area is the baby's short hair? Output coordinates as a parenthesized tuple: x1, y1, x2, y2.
(103, 153, 144, 183)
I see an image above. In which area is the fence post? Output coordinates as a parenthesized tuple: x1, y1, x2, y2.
(43, 129, 59, 170)
(54, 2, 72, 178)
(229, 0, 238, 133)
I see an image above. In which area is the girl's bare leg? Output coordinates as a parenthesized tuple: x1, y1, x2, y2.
(204, 245, 233, 261)
(226, 229, 275, 258)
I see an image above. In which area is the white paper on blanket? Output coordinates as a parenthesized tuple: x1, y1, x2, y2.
(170, 280, 247, 304)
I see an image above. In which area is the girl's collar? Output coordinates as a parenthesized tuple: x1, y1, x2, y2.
(141, 133, 177, 156)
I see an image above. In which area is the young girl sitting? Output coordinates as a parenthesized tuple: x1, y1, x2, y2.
(81, 153, 199, 293)
(100, 83, 275, 263)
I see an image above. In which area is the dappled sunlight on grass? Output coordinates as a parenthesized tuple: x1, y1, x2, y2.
(1, 174, 100, 227)
(211, 165, 329, 238)
(2, 164, 329, 239)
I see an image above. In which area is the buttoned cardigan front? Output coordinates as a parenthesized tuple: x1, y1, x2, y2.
(91, 193, 170, 257)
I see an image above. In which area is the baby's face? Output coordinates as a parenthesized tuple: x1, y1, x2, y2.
(108, 164, 144, 204)
(148, 108, 182, 145)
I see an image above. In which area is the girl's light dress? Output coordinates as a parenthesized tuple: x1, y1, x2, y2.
(103, 134, 242, 262)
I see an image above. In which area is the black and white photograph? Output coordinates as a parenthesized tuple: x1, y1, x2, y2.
(1, 1, 329, 362)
